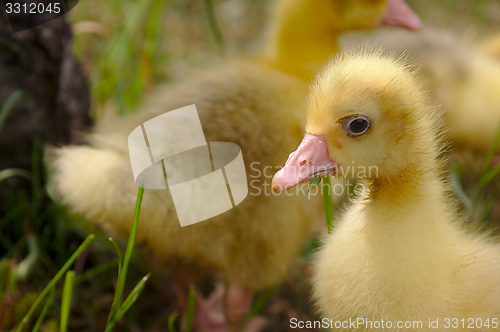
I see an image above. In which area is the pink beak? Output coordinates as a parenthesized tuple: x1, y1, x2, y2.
(382, 0, 422, 30)
(272, 133, 338, 193)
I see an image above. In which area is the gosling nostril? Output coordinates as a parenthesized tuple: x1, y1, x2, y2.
(300, 160, 307, 166)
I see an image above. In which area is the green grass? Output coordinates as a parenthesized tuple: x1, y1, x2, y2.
(202, 0, 225, 54)
(14, 185, 148, 332)
(15, 235, 95, 332)
(309, 175, 334, 233)
(60, 270, 75, 332)
(0, 90, 22, 133)
(185, 285, 196, 332)
(31, 288, 54, 332)
(71, 0, 169, 116)
(168, 311, 180, 332)
(322, 177, 334, 234)
(106, 186, 145, 330)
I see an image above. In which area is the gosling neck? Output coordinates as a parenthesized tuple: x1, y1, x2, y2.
(368, 148, 447, 222)
(350, 161, 454, 289)
(371, 165, 441, 202)
(370, 115, 444, 206)
(260, 0, 340, 81)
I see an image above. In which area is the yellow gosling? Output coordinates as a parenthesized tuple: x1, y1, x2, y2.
(273, 52, 500, 331)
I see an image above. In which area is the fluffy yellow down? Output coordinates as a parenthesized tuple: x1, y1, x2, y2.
(308, 52, 500, 331)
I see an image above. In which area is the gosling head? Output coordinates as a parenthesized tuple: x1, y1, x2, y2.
(276, 0, 421, 41)
(331, 0, 422, 31)
(272, 52, 436, 192)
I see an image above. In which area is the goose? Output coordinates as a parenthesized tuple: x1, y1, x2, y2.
(273, 51, 500, 331)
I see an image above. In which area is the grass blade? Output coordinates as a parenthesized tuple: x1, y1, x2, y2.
(115, 273, 149, 317)
(238, 287, 276, 332)
(168, 311, 179, 332)
(482, 118, 500, 174)
(450, 165, 473, 212)
(108, 238, 123, 277)
(480, 164, 500, 188)
(76, 259, 118, 285)
(107, 185, 144, 325)
(322, 177, 334, 234)
(472, 118, 500, 214)
(104, 273, 150, 332)
(0, 90, 22, 133)
(308, 175, 321, 191)
(15, 234, 95, 332)
(60, 271, 76, 332)
(31, 288, 55, 332)
(185, 285, 196, 332)
(15, 233, 40, 281)
(202, 0, 225, 53)
(0, 168, 32, 183)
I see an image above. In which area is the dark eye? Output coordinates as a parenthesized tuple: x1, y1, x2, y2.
(343, 115, 370, 136)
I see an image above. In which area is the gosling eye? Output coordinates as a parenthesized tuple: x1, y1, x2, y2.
(342, 115, 371, 137)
